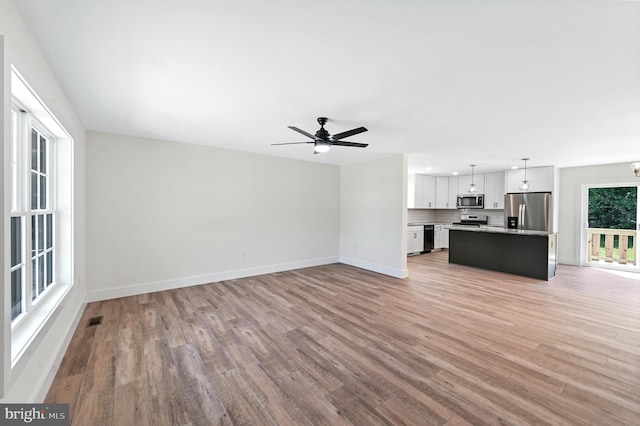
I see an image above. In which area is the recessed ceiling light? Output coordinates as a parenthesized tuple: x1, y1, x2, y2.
(452, 172, 459, 176)
(511, 166, 518, 169)
(426, 167, 433, 171)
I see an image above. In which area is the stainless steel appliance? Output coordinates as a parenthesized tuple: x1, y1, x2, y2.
(456, 194, 484, 209)
(504, 192, 552, 231)
(453, 214, 488, 226)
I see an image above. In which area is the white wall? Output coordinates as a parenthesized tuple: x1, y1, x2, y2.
(0, 0, 86, 401)
(86, 131, 340, 300)
(558, 162, 638, 265)
(339, 155, 408, 278)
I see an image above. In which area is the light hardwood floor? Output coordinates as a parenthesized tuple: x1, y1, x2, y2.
(46, 251, 640, 425)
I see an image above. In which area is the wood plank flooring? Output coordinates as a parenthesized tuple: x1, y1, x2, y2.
(46, 251, 640, 425)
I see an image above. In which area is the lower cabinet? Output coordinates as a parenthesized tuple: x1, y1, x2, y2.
(407, 226, 424, 254)
(434, 225, 449, 249)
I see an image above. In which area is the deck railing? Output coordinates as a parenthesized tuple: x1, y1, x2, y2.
(587, 228, 636, 265)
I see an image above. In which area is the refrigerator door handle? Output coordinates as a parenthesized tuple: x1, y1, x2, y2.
(519, 204, 525, 230)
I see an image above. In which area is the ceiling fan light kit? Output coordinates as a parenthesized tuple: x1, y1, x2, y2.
(272, 117, 368, 154)
(314, 140, 331, 154)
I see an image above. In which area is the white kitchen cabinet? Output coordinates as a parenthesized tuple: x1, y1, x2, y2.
(407, 225, 424, 254)
(434, 224, 450, 249)
(434, 224, 444, 249)
(423, 175, 436, 208)
(484, 171, 505, 209)
(457, 173, 485, 195)
(408, 174, 424, 208)
(505, 166, 555, 193)
(447, 176, 458, 209)
(435, 177, 449, 209)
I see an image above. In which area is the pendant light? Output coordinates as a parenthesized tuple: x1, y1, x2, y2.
(518, 158, 531, 191)
(468, 164, 478, 193)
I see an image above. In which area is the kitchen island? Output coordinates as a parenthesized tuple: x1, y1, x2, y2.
(448, 226, 558, 280)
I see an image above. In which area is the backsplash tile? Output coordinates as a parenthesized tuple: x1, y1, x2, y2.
(408, 208, 505, 226)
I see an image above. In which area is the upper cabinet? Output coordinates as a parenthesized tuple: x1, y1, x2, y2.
(484, 171, 505, 209)
(457, 173, 485, 195)
(408, 174, 424, 208)
(423, 175, 436, 208)
(434, 176, 459, 209)
(505, 166, 555, 193)
(447, 176, 458, 209)
(408, 174, 436, 208)
(410, 167, 555, 210)
(411, 175, 458, 209)
(435, 177, 449, 208)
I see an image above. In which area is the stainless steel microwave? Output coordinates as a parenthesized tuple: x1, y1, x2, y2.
(456, 194, 484, 209)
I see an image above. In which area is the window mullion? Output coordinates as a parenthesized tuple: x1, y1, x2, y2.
(23, 115, 34, 310)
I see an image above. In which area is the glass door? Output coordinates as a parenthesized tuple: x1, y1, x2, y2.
(585, 185, 639, 270)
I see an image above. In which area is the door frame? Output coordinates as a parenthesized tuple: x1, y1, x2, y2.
(580, 182, 640, 271)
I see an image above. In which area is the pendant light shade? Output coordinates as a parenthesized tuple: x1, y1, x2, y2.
(518, 158, 530, 191)
(468, 164, 477, 193)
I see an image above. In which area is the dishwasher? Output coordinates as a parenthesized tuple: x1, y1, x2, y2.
(423, 225, 435, 253)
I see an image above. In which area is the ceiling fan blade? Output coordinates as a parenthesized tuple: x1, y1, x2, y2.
(330, 141, 368, 148)
(271, 141, 313, 146)
(288, 126, 317, 140)
(331, 126, 368, 141)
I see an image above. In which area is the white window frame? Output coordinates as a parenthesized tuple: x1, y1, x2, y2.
(10, 101, 58, 327)
(9, 66, 74, 368)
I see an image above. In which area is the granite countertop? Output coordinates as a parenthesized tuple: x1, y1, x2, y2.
(449, 225, 556, 236)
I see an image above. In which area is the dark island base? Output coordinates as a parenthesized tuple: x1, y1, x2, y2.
(449, 229, 557, 280)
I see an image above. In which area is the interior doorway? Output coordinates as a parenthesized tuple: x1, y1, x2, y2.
(584, 184, 639, 271)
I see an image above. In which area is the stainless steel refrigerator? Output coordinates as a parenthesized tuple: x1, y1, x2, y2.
(504, 192, 552, 232)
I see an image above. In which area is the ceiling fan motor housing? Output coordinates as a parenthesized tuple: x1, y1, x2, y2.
(316, 117, 330, 139)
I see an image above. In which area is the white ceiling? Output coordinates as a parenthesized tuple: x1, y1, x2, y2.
(15, 0, 640, 175)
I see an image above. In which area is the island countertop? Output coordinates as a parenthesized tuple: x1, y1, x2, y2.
(448, 227, 558, 280)
(448, 225, 556, 237)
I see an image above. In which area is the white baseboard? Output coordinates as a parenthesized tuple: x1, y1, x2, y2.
(87, 257, 340, 302)
(339, 256, 408, 279)
(558, 257, 579, 266)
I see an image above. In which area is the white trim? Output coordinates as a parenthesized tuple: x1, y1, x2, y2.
(11, 67, 71, 140)
(580, 182, 639, 271)
(7, 66, 76, 401)
(32, 300, 85, 403)
(87, 257, 340, 302)
(339, 256, 409, 279)
(10, 282, 72, 365)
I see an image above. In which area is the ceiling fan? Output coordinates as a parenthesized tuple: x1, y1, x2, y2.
(272, 117, 368, 154)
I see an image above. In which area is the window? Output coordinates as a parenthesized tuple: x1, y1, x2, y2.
(9, 67, 74, 366)
(10, 104, 57, 323)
